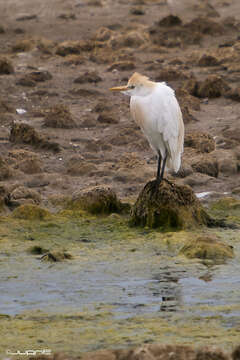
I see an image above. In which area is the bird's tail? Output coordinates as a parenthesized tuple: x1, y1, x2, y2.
(167, 152, 181, 173)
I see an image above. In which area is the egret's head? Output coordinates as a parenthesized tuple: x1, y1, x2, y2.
(110, 72, 155, 97)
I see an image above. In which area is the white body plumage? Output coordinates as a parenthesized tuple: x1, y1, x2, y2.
(110, 72, 184, 181)
(130, 82, 184, 173)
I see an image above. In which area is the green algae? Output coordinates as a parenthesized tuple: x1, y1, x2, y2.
(12, 204, 52, 221)
(179, 236, 234, 263)
(0, 201, 239, 357)
(1, 307, 240, 357)
(209, 197, 240, 225)
(67, 186, 130, 215)
(130, 180, 212, 230)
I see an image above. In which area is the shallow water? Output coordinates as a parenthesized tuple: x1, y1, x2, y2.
(1, 246, 240, 321)
(0, 216, 240, 354)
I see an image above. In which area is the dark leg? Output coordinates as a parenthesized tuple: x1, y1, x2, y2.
(160, 152, 168, 180)
(156, 151, 162, 181)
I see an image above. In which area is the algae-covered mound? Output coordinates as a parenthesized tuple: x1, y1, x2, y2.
(36, 343, 233, 360)
(68, 186, 128, 215)
(12, 204, 51, 220)
(130, 180, 211, 230)
(41, 251, 73, 262)
(180, 236, 234, 263)
(43, 104, 77, 129)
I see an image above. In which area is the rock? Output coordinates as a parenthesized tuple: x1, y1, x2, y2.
(225, 87, 240, 102)
(107, 61, 135, 71)
(232, 345, 240, 360)
(74, 70, 102, 84)
(0, 156, 13, 180)
(9, 123, 60, 152)
(0, 57, 14, 75)
(41, 251, 73, 262)
(93, 100, 111, 113)
(37, 38, 56, 54)
(183, 76, 230, 98)
(108, 31, 146, 49)
(130, 180, 212, 230)
(182, 78, 199, 97)
(223, 127, 240, 144)
(28, 70, 52, 82)
(198, 54, 220, 67)
(109, 128, 140, 146)
(181, 105, 196, 123)
(69, 87, 100, 97)
(62, 55, 85, 66)
(67, 158, 97, 176)
(183, 173, 213, 187)
(176, 88, 201, 111)
(68, 186, 125, 214)
(58, 13, 76, 20)
(84, 140, 98, 152)
(27, 245, 49, 255)
(180, 236, 234, 263)
(30, 344, 237, 360)
(155, 67, 189, 82)
(130, 7, 145, 15)
(192, 157, 219, 177)
(0, 98, 15, 113)
(197, 75, 230, 98)
(56, 40, 93, 56)
(43, 105, 77, 129)
(184, 17, 224, 35)
(214, 150, 238, 175)
(25, 174, 50, 188)
(12, 39, 35, 52)
(184, 132, 215, 153)
(33, 344, 233, 360)
(174, 162, 193, 178)
(211, 197, 240, 213)
(87, 0, 103, 6)
(122, 31, 147, 48)
(232, 187, 240, 195)
(94, 27, 113, 42)
(7, 186, 41, 208)
(219, 158, 238, 175)
(97, 112, 118, 124)
(16, 75, 36, 87)
(9, 149, 43, 174)
(56, 41, 81, 56)
(158, 15, 182, 27)
(16, 14, 38, 21)
(149, 22, 202, 48)
(18, 157, 43, 174)
(80, 116, 97, 128)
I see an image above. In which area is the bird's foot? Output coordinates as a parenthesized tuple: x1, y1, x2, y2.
(155, 176, 162, 186)
(162, 178, 174, 187)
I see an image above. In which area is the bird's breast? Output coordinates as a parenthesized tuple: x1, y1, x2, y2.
(130, 97, 151, 131)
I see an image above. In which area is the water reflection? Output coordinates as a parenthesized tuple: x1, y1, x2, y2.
(152, 268, 182, 312)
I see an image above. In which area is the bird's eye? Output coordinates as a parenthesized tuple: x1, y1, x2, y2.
(128, 85, 135, 89)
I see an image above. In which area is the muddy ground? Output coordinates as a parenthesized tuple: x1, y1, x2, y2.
(0, 0, 240, 358)
(0, 0, 240, 205)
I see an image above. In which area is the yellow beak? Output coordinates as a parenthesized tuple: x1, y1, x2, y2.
(109, 85, 128, 92)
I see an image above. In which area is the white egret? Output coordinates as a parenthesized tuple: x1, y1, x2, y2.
(110, 72, 184, 182)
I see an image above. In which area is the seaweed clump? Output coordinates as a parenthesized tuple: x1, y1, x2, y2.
(180, 236, 234, 263)
(43, 104, 77, 129)
(41, 251, 73, 262)
(9, 122, 60, 152)
(130, 180, 212, 230)
(68, 186, 128, 215)
(12, 204, 51, 220)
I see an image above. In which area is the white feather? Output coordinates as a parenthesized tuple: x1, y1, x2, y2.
(130, 82, 184, 173)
